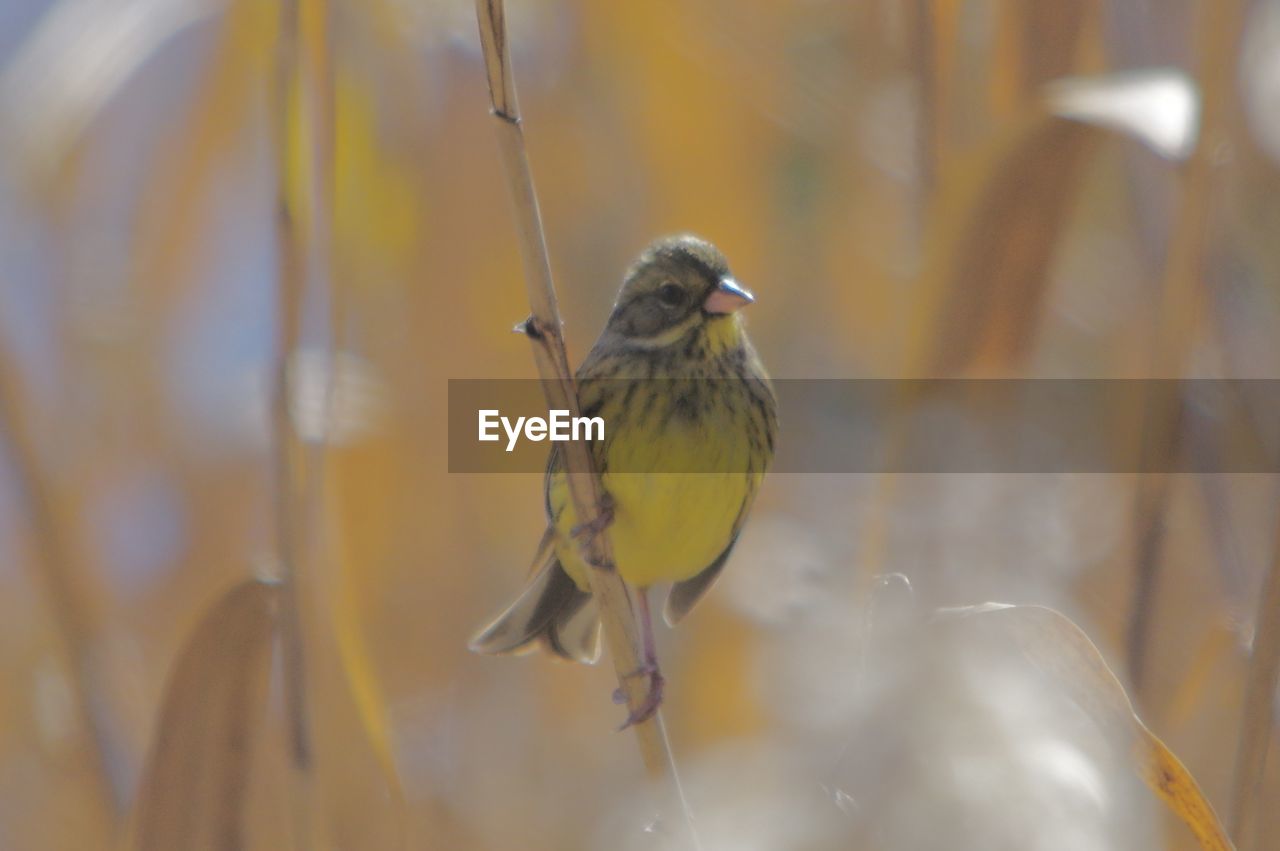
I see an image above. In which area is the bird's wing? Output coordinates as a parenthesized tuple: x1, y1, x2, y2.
(663, 533, 739, 626)
(542, 444, 563, 522)
(524, 523, 556, 579)
(663, 453, 766, 624)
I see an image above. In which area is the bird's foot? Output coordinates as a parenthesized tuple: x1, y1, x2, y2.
(571, 492, 615, 551)
(612, 662, 665, 729)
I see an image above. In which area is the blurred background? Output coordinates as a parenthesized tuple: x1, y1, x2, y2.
(0, 0, 1278, 849)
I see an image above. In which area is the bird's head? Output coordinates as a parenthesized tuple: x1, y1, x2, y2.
(605, 234, 754, 347)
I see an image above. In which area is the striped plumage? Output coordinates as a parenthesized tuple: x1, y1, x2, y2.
(471, 235, 777, 676)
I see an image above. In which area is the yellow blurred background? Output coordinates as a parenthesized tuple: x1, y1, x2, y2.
(0, 0, 1278, 849)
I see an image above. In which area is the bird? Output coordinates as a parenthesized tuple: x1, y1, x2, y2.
(469, 234, 777, 726)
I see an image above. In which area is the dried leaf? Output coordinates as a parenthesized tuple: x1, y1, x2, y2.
(939, 603, 1235, 851)
(1142, 732, 1236, 851)
(128, 579, 281, 851)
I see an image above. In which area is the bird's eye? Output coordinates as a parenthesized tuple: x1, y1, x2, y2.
(657, 282, 685, 307)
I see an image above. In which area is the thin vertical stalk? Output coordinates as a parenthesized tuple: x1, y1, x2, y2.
(1125, 400, 1182, 692)
(471, 2, 699, 847)
(903, 0, 937, 266)
(274, 0, 311, 778)
(1230, 504, 1280, 849)
(909, 0, 937, 198)
(1125, 0, 1243, 695)
(277, 6, 411, 847)
(273, 0, 335, 844)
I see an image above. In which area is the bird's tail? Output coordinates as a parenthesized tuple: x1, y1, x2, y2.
(469, 557, 601, 664)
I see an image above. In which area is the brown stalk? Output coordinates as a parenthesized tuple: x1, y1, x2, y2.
(274, 0, 310, 774)
(471, 1, 698, 844)
(1013, 2, 1095, 98)
(271, 0, 335, 842)
(907, 0, 937, 250)
(1124, 0, 1243, 696)
(1230, 506, 1280, 849)
(277, 6, 412, 846)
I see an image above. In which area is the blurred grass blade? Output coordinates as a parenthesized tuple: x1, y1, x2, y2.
(921, 116, 1099, 374)
(1230, 527, 1280, 850)
(129, 579, 281, 851)
(940, 603, 1235, 851)
(1140, 730, 1236, 851)
(276, 3, 409, 846)
(0, 330, 121, 823)
(132, 0, 276, 315)
(272, 0, 322, 843)
(323, 72, 419, 800)
(918, 68, 1196, 377)
(1013, 2, 1095, 93)
(0, 0, 219, 182)
(984, 1, 1092, 121)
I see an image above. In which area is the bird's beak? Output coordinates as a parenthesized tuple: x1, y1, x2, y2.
(704, 277, 755, 314)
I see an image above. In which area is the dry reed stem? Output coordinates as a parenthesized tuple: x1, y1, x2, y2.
(276, 6, 412, 846)
(274, 0, 311, 771)
(472, 1, 698, 845)
(906, 0, 937, 256)
(0, 338, 120, 824)
(1230, 507, 1280, 849)
(1125, 0, 1243, 695)
(272, 1, 336, 845)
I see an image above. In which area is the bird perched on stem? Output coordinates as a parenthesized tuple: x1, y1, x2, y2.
(470, 234, 777, 726)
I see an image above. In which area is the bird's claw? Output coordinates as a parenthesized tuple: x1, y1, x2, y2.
(571, 492, 615, 548)
(612, 663, 664, 729)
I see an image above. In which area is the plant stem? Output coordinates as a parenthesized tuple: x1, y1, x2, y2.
(272, 0, 335, 844)
(471, 1, 699, 846)
(1124, 0, 1242, 698)
(1230, 502, 1280, 849)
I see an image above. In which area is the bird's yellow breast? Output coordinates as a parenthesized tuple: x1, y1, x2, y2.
(551, 471, 756, 591)
(549, 403, 761, 589)
(546, 314, 773, 591)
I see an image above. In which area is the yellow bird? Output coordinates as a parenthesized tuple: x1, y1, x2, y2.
(470, 234, 777, 724)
